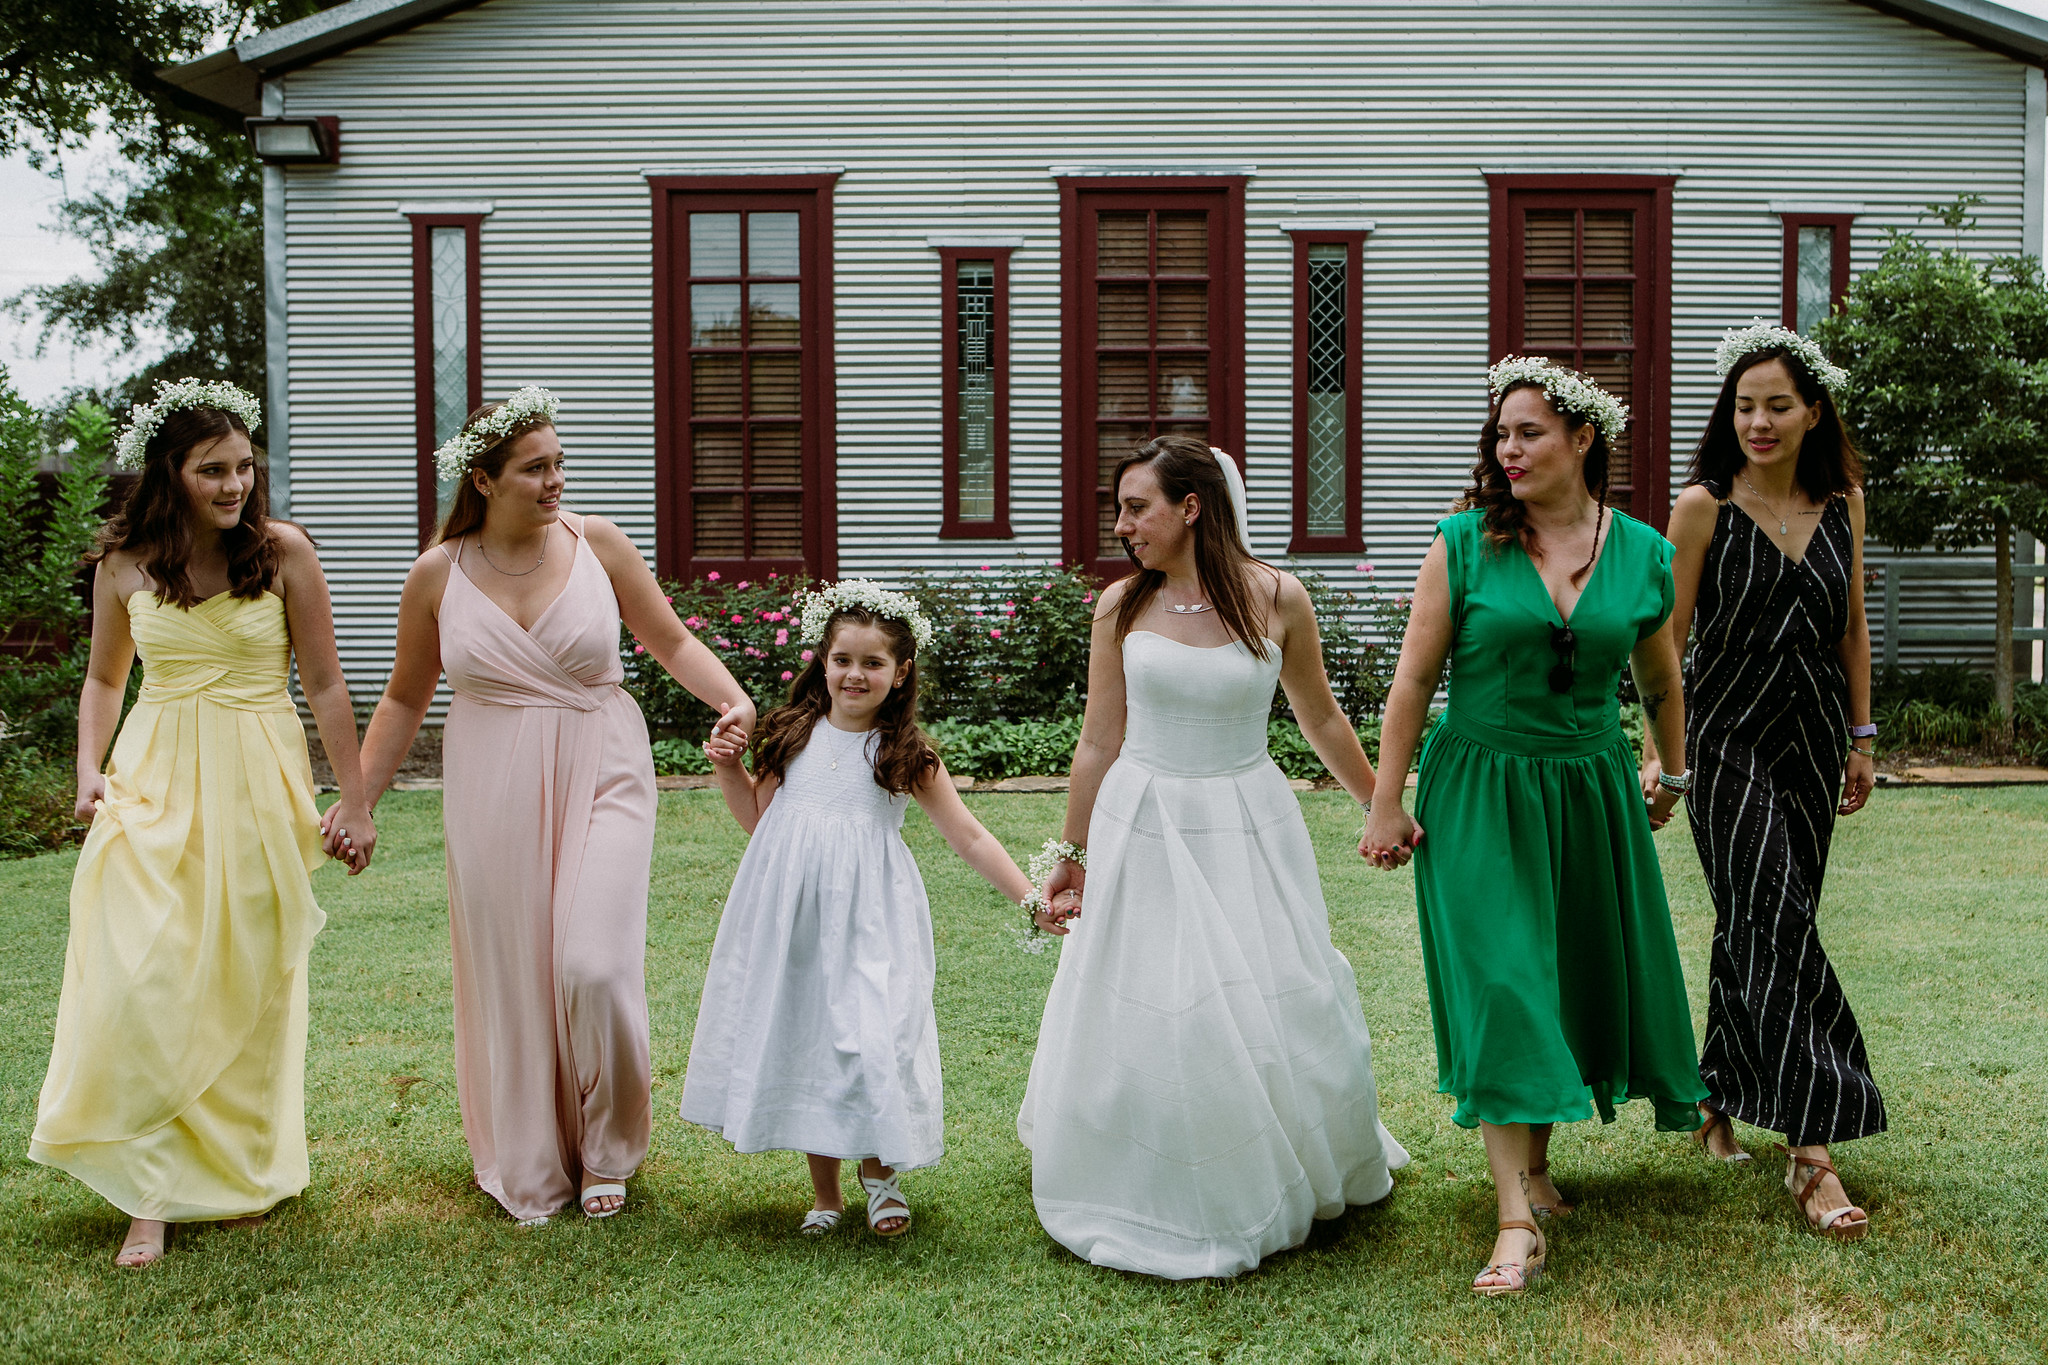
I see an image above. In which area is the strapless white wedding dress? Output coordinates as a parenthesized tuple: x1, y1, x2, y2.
(1017, 630, 1408, 1279)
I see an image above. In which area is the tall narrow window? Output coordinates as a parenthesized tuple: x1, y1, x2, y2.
(1779, 213, 1854, 333)
(1289, 231, 1365, 552)
(1489, 175, 1673, 528)
(410, 213, 483, 544)
(936, 245, 1013, 537)
(1059, 178, 1245, 578)
(651, 177, 837, 580)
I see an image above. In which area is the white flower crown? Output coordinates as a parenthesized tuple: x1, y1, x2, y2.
(433, 385, 560, 482)
(114, 379, 263, 470)
(1714, 319, 1850, 393)
(1487, 356, 1630, 446)
(795, 579, 935, 654)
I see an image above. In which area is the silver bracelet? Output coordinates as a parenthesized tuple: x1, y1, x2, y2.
(1656, 769, 1692, 795)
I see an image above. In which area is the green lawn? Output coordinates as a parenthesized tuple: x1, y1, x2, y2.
(1, 788, 2043, 1363)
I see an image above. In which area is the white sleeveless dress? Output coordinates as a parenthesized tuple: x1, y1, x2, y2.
(680, 718, 944, 1171)
(1018, 631, 1408, 1279)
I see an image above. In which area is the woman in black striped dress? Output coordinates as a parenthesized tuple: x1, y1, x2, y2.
(1645, 324, 1879, 1240)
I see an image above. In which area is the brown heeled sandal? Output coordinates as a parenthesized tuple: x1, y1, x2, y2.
(1776, 1144, 1869, 1241)
(1694, 1107, 1753, 1164)
(1528, 1160, 1575, 1218)
(1472, 1218, 1546, 1296)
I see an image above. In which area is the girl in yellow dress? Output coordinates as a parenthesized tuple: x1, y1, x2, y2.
(29, 381, 376, 1268)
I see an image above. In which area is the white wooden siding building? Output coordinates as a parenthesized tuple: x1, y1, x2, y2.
(168, 0, 2048, 703)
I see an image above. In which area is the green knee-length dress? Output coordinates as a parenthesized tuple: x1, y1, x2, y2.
(1413, 510, 1705, 1132)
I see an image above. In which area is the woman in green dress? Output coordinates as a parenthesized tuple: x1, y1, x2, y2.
(1364, 358, 1704, 1296)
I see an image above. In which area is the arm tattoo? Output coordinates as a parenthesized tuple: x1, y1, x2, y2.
(1642, 689, 1667, 722)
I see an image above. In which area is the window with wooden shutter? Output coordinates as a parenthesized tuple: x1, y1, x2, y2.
(651, 176, 837, 581)
(1059, 178, 1246, 580)
(1489, 175, 1673, 528)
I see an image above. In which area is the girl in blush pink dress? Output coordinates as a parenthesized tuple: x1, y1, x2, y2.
(355, 389, 752, 1224)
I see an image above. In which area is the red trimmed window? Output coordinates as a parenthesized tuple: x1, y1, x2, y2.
(1780, 213, 1854, 333)
(1059, 178, 1246, 580)
(936, 246, 1013, 538)
(1488, 175, 1673, 529)
(1288, 231, 1366, 553)
(651, 177, 837, 581)
(410, 213, 482, 545)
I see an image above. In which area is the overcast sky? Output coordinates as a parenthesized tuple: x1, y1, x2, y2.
(7, 0, 2048, 407)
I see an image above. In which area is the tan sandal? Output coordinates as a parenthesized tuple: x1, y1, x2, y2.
(1528, 1160, 1575, 1218)
(1776, 1144, 1869, 1241)
(1695, 1107, 1753, 1163)
(1472, 1218, 1546, 1296)
(114, 1221, 168, 1269)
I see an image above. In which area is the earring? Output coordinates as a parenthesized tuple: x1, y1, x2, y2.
(1185, 518, 1193, 526)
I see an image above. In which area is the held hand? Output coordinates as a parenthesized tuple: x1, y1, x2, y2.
(75, 773, 107, 824)
(1361, 806, 1419, 870)
(708, 699, 755, 750)
(702, 730, 747, 769)
(1839, 750, 1875, 816)
(1034, 888, 1082, 935)
(323, 800, 377, 875)
(1646, 784, 1680, 830)
(1639, 757, 1664, 805)
(1044, 858, 1085, 907)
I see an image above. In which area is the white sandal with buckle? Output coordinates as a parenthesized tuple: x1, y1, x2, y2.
(580, 1182, 627, 1219)
(799, 1208, 842, 1236)
(859, 1171, 912, 1237)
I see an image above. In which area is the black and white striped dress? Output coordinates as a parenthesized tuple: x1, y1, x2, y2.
(1685, 496, 1885, 1147)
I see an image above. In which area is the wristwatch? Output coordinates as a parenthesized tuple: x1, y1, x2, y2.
(1656, 769, 1692, 795)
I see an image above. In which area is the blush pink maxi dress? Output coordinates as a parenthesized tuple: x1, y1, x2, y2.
(437, 516, 657, 1221)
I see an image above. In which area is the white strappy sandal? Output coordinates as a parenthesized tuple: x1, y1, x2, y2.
(799, 1208, 842, 1236)
(580, 1182, 627, 1219)
(859, 1170, 912, 1238)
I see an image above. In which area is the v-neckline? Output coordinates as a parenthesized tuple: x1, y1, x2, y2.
(1514, 518, 1612, 628)
(1727, 496, 1832, 569)
(454, 524, 581, 636)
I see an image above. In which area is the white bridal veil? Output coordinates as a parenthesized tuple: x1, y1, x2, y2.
(1209, 446, 1253, 549)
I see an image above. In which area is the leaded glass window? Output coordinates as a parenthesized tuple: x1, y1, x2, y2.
(1304, 243, 1348, 538)
(955, 260, 995, 522)
(1796, 225, 1835, 335)
(430, 225, 469, 520)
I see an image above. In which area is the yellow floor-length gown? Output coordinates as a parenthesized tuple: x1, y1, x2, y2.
(30, 589, 327, 1222)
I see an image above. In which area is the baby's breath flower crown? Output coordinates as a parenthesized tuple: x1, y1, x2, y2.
(795, 579, 935, 655)
(432, 385, 559, 483)
(114, 378, 262, 471)
(1487, 355, 1630, 447)
(1713, 319, 1850, 393)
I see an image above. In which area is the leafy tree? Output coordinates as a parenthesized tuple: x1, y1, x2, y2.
(3, 1, 339, 410)
(1815, 197, 2048, 741)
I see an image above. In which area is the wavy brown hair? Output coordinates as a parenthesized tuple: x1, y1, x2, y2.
(1459, 379, 1611, 581)
(435, 403, 559, 544)
(88, 406, 287, 609)
(751, 607, 940, 796)
(1686, 346, 1863, 503)
(1109, 434, 1276, 659)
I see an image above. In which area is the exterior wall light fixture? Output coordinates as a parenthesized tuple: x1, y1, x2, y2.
(245, 116, 341, 165)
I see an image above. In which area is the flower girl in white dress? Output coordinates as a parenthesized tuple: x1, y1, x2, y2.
(682, 582, 1040, 1236)
(1020, 436, 1409, 1279)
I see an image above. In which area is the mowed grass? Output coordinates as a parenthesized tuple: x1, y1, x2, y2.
(0, 787, 2043, 1363)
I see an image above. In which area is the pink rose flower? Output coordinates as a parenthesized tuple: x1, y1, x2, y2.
(800, 650, 814, 662)
(664, 594, 673, 603)
(980, 564, 991, 571)
(738, 580, 749, 589)
(1033, 595, 1042, 602)
(775, 629, 789, 645)
(633, 644, 646, 654)
(781, 670, 794, 681)
(1084, 591, 1095, 603)
(714, 636, 731, 648)
(990, 628, 1002, 639)
(708, 571, 721, 581)
(685, 616, 704, 630)
(731, 613, 744, 623)
(768, 571, 778, 579)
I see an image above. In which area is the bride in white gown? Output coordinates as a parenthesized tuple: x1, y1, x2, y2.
(1018, 435, 1408, 1279)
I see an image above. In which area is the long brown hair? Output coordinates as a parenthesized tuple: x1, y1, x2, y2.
(434, 402, 558, 544)
(1687, 346, 1863, 502)
(1109, 434, 1275, 660)
(1459, 380, 1611, 581)
(751, 607, 940, 796)
(88, 406, 286, 608)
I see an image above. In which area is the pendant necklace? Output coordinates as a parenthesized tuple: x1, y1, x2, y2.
(1166, 601, 1214, 614)
(1739, 470, 1818, 537)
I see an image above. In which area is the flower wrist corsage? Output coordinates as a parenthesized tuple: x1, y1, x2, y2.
(1021, 838, 1088, 933)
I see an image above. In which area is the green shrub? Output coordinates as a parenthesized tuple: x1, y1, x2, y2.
(901, 561, 1095, 726)
(622, 572, 813, 739)
(1288, 564, 1409, 721)
(1869, 663, 2048, 760)
(650, 737, 714, 777)
(0, 741, 79, 859)
(925, 715, 1084, 781)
